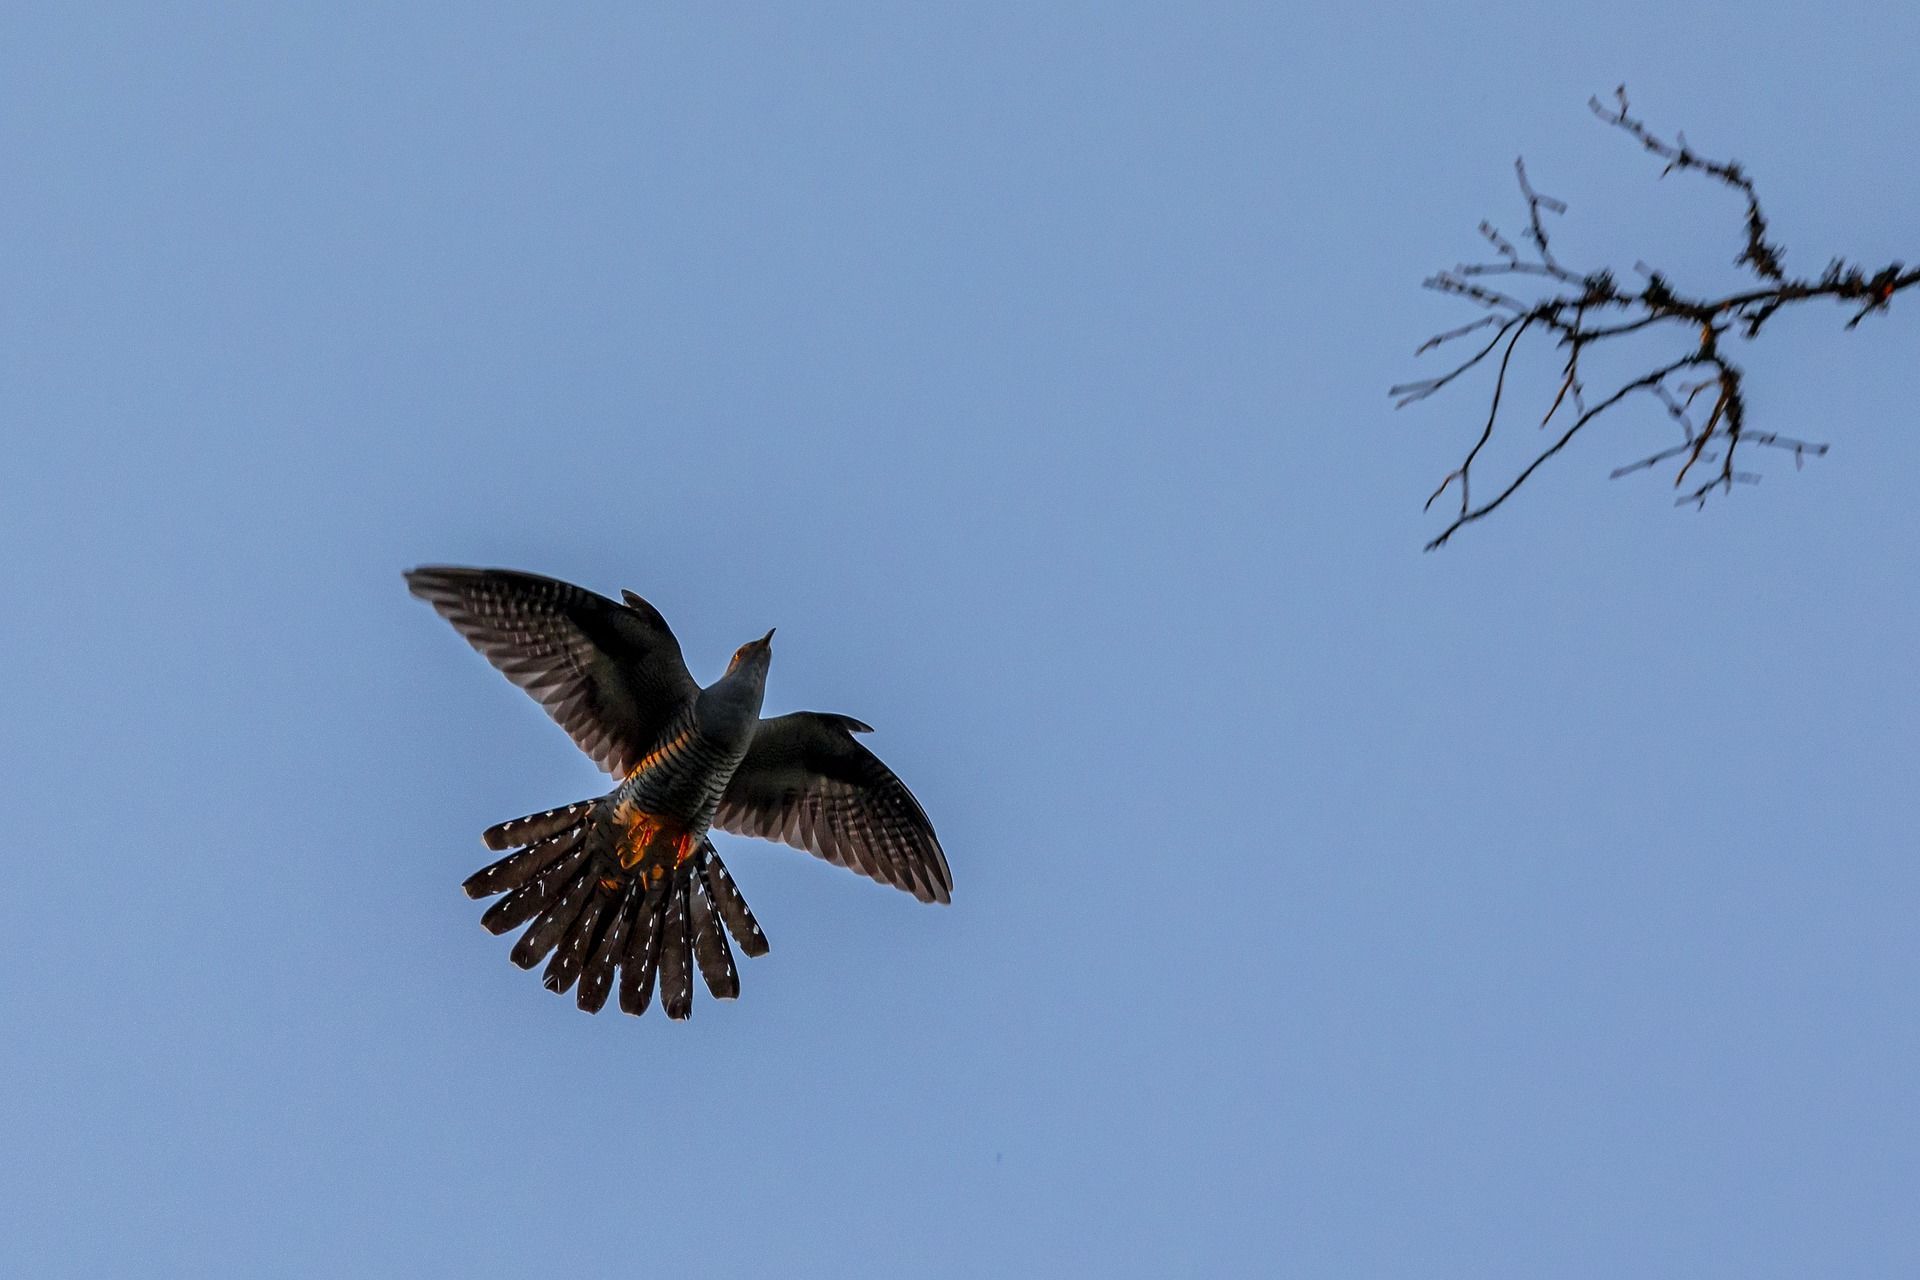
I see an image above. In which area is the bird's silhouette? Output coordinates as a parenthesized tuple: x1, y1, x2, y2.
(407, 567, 951, 1019)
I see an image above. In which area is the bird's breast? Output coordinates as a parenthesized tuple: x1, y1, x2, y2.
(619, 717, 749, 830)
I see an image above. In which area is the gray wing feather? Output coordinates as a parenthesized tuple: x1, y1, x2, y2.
(713, 712, 952, 904)
(405, 566, 698, 776)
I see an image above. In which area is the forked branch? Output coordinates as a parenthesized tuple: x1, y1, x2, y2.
(1397, 87, 1915, 549)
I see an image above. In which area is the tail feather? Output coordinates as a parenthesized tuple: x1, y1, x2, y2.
(510, 865, 596, 970)
(699, 845, 770, 958)
(618, 883, 666, 1016)
(689, 876, 740, 999)
(576, 879, 642, 1014)
(463, 825, 586, 899)
(478, 841, 592, 935)
(482, 801, 595, 852)
(541, 888, 610, 995)
(658, 881, 695, 1020)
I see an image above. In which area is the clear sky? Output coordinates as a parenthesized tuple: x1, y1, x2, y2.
(7, 3, 1918, 1276)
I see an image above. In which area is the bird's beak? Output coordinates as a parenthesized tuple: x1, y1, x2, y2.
(755, 628, 775, 650)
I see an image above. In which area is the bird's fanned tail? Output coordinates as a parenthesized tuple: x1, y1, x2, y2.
(463, 801, 768, 1020)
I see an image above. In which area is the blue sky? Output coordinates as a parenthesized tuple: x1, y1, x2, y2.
(7, 3, 1918, 1275)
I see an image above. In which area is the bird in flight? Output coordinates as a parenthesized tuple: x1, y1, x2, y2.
(405, 566, 952, 1020)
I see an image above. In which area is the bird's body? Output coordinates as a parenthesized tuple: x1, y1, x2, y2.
(601, 659, 767, 878)
(619, 710, 751, 833)
(406, 566, 951, 1020)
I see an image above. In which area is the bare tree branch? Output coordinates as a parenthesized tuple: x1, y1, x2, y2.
(1398, 86, 1913, 550)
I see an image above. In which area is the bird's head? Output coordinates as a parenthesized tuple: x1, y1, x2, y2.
(702, 628, 775, 732)
(726, 628, 775, 680)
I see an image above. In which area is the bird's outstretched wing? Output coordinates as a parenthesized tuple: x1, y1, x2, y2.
(714, 712, 952, 904)
(405, 566, 698, 777)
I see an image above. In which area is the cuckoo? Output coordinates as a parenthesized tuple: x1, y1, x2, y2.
(406, 566, 952, 1020)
